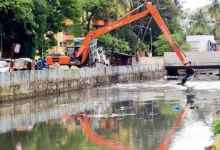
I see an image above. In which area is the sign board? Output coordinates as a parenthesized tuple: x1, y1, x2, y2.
(14, 44, 21, 53)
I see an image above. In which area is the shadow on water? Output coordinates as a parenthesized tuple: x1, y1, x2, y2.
(0, 81, 219, 150)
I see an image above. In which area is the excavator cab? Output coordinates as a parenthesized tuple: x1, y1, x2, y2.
(67, 38, 97, 67)
(68, 46, 82, 67)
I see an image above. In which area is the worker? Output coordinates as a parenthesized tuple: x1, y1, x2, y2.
(27, 62, 32, 70)
(37, 58, 42, 70)
(31, 59, 35, 70)
(9, 61, 14, 72)
(180, 66, 195, 85)
(34, 60, 38, 70)
(41, 57, 47, 69)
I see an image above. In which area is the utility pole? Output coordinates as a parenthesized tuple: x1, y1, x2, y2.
(149, 28, 152, 53)
(136, 25, 153, 55)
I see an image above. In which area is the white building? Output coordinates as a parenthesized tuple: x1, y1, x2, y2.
(186, 35, 215, 51)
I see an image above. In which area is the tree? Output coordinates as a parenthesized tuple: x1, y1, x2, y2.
(98, 33, 131, 53)
(80, 0, 113, 34)
(188, 9, 212, 35)
(0, 0, 82, 58)
(208, 0, 220, 20)
(34, 0, 82, 56)
(114, 0, 132, 15)
(116, 25, 149, 54)
(208, 0, 220, 39)
(0, 0, 37, 57)
(173, 0, 185, 11)
(153, 33, 191, 56)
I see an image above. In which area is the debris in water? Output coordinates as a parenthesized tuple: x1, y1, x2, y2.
(120, 106, 125, 111)
(172, 106, 180, 111)
(88, 113, 136, 118)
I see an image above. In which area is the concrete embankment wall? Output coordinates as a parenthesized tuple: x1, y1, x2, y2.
(0, 64, 165, 101)
(138, 57, 164, 69)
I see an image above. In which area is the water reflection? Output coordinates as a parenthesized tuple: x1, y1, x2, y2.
(0, 81, 219, 150)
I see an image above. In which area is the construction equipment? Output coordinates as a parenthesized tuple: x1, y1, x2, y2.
(76, 2, 193, 84)
(46, 53, 71, 67)
(46, 38, 109, 68)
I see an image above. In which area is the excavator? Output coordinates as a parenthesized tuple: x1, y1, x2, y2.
(76, 2, 195, 85)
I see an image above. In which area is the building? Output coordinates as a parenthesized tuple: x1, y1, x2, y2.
(49, 19, 74, 53)
(111, 52, 133, 66)
(186, 35, 215, 51)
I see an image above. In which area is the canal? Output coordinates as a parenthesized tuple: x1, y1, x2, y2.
(0, 80, 220, 150)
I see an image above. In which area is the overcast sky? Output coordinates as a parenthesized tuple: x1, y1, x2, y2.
(183, 0, 210, 10)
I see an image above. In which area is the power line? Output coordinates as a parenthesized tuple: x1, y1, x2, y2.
(135, 0, 161, 52)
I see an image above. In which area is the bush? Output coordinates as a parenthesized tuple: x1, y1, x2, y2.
(213, 119, 220, 136)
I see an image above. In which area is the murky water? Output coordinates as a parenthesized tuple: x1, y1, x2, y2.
(0, 80, 220, 150)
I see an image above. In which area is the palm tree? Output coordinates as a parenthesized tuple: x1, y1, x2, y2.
(112, 0, 132, 17)
(118, 0, 132, 12)
(208, 0, 220, 20)
(173, 0, 185, 11)
(208, 0, 220, 38)
(189, 9, 212, 35)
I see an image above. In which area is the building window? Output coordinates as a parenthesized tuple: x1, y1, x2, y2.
(60, 42, 63, 47)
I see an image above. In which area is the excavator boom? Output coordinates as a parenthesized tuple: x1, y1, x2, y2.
(76, 3, 191, 66)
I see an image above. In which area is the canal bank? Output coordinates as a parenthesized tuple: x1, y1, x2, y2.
(0, 64, 165, 101)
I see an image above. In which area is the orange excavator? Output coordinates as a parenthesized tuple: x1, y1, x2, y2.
(77, 110, 185, 150)
(76, 2, 195, 85)
(77, 112, 135, 150)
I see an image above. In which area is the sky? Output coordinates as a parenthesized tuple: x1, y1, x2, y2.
(183, 0, 210, 10)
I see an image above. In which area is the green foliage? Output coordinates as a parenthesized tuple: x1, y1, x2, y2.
(79, 0, 113, 34)
(114, 0, 132, 14)
(140, 42, 150, 54)
(208, 0, 220, 39)
(213, 119, 220, 136)
(116, 25, 149, 54)
(189, 9, 212, 35)
(208, 0, 220, 20)
(187, 1, 220, 39)
(98, 33, 131, 53)
(213, 24, 220, 39)
(0, 0, 82, 58)
(0, 0, 189, 57)
(71, 21, 84, 37)
(153, 33, 191, 56)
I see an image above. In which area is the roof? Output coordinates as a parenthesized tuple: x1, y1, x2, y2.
(113, 51, 134, 57)
(15, 58, 32, 62)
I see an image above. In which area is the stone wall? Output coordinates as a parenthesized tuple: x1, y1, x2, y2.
(0, 65, 166, 101)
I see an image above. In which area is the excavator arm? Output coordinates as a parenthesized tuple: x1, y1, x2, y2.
(76, 3, 191, 67)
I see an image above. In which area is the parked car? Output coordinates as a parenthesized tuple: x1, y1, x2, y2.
(0, 61, 9, 72)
